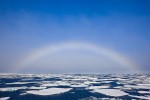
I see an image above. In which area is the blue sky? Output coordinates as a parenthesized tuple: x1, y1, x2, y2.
(0, 0, 150, 73)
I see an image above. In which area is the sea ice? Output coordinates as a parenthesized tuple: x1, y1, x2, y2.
(0, 97, 10, 100)
(124, 85, 150, 89)
(138, 91, 150, 94)
(86, 85, 110, 90)
(28, 86, 46, 90)
(92, 89, 128, 97)
(40, 83, 58, 87)
(70, 84, 88, 88)
(26, 88, 72, 95)
(0, 86, 28, 92)
(6, 82, 37, 85)
(129, 95, 150, 100)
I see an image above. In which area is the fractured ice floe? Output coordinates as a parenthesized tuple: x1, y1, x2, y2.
(113, 86, 131, 90)
(138, 91, 150, 94)
(129, 95, 150, 100)
(79, 96, 118, 100)
(6, 82, 37, 85)
(84, 81, 99, 85)
(28, 86, 46, 90)
(137, 83, 150, 87)
(100, 81, 113, 83)
(70, 84, 88, 88)
(86, 85, 110, 90)
(0, 73, 150, 99)
(55, 81, 71, 86)
(26, 88, 72, 95)
(40, 83, 59, 87)
(91, 89, 128, 97)
(0, 86, 28, 92)
(124, 84, 150, 89)
(0, 97, 10, 100)
(40, 81, 71, 87)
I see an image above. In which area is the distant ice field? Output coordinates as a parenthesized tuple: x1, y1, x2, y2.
(0, 74, 150, 100)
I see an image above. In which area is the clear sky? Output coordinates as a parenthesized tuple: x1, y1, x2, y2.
(0, 0, 150, 73)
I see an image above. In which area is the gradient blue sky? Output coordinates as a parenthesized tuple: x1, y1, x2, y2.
(0, 0, 150, 73)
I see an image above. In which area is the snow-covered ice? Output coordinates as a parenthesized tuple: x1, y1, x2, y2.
(26, 88, 72, 95)
(0, 86, 28, 92)
(86, 85, 110, 90)
(0, 97, 10, 100)
(91, 89, 128, 97)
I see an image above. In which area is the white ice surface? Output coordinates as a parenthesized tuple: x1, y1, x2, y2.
(6, 82, 37, 85)
(0, 97, 10, 100)
(129, 95, 150, 100)
(70, 84, 88, 88)
(92, 89, 128, 97)
(124, 85, 150, 89)
(40, 83, 58, 87)
(56, 81, 71, 86)
(83, 81, 99, 85)
(26, 88, 72, 95)
(138, 91, 150, 94)
(113, 86, 131, 90)
(0, 86, 28, 92)
(28, 86, 46, 90)
(86, 85, 109, 90)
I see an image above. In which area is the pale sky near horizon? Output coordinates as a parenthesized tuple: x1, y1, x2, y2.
(0, 0, 150, 73)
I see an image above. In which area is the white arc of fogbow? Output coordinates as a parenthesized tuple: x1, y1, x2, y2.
(17, 42, 139, 73)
